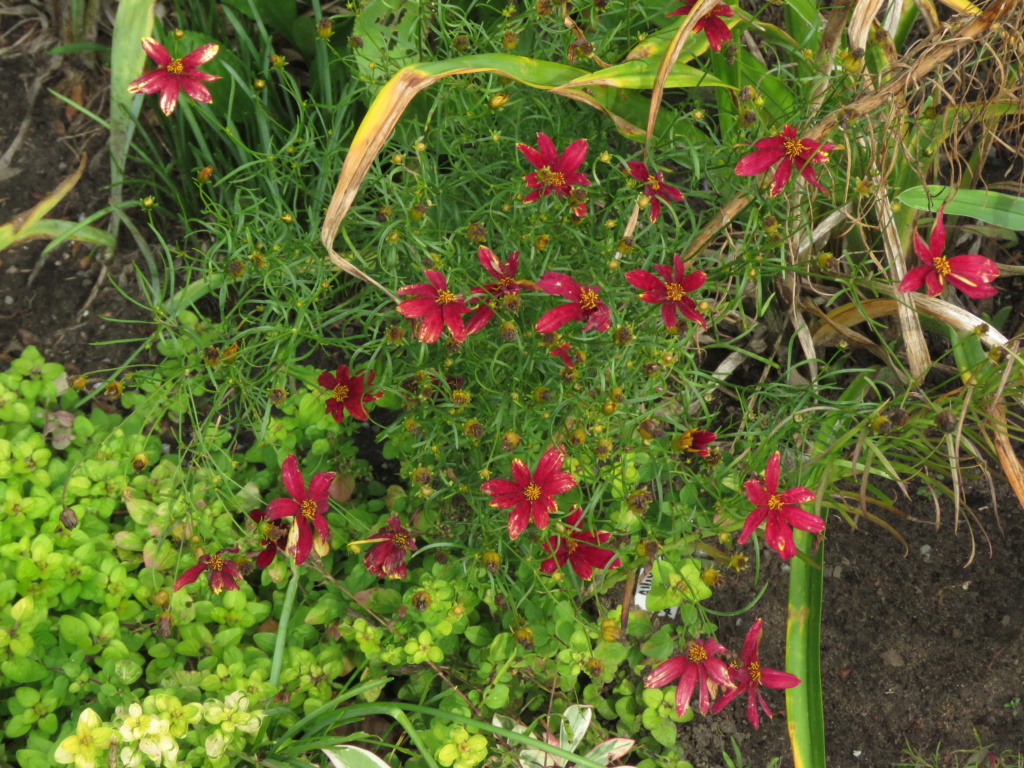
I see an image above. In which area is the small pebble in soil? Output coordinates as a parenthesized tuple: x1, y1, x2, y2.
(919, 544, 932, 557)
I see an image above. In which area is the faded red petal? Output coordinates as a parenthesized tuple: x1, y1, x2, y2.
(181, 43, 220, 67)
(173, 562, 208, 591)
(769, 156, 794, 196)
(536, 303, 581, 334)
(141, 37, 172, 65)
(281, 454, 305, 501)
(734, 146, 786, 177)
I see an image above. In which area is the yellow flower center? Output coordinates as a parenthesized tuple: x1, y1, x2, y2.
(300, 499, 318, 519)
(687, 644, 709, 663)
(767, 495, 784, 511)
(524, 483, 543, 501)
(665, 282, 686, 301)
(579, 289, 599, 311)
(332, 384, 350, 402)
(566, 539, 579, 554)
(167, 58, 185, 75)
(436, 290, 456, 304)
(646, 174, 661, 190)
(209, 554, 224, 571)
(392, 532, 410, 550)
(783, 137, 809, 158)
(498, 276, 514, 291)
(537, 167, 566, 187)
(933, 254, 952, 279)
(748, 661, 762, 684)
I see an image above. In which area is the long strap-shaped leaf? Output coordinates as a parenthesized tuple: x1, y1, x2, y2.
(320, 53, 731, 296)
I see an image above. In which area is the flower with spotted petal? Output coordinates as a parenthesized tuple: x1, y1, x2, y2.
(738, 452, 822, 560)
(625, 254, 707, 329)
(173, 547, 241, 593)
(898, 206, 999, 298)
(481, 448, 577, 539)
(535, 272, 610, 333)
(645, 637, 733, 717)
(266, 454, 336, 565)
(539, 507, 621, 580)
(517, 133, 591, 217)
(624, 161, 684, 223)
(734, 125, 835, 197)
(127, 38, 221, 116)
(711, 619, 801, 728)
(397, 269, 473, 344)
(317, 364, 381, 422)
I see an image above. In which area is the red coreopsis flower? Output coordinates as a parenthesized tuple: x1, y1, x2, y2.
(127, 38, 221, 116)
(739, 452, 823, 561)
(734, 125, 836, 197)
(539, 507, 622, 580)
(711, 619, 801, 728)
(535, 272, 611, 334)
(360, 516, 418, 579)
(481, 448, 578, 539)
(466, 247, 534, 333)
(671, 428, 717, 457)
(625, 254, 707, 329)
(265, 454, 337, 565)
(517, 133, 591, 217)
(667, 0, 734, 51)
(897, 206, 999, 298)
(317, 364, 382, 422)
(645, 637, 734, 717)
(248, 509, 287, 568)
(397, 270, 473, 344)
(624, 162, 685, 223)
(173, 547, 242, 594)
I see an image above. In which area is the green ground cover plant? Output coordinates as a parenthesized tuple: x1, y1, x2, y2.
(3, 0, 1024, 766)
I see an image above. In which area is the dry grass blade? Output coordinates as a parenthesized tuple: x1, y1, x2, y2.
(848, 0, 888, 55)
(873, 188, 931, 380)
(644, 0, 723, 150)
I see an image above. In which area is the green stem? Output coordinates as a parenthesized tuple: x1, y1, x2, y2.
(270, 560, 301, 689)
(161, 272, 226, 315)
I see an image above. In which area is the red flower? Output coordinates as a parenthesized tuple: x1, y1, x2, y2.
(517, 133, 591, 217)
(127, 38, 221, 117)
(625, 254, 707, 329)
(645, 637, 733, 716)
(667, 0, 734, 51)
(397, 270, 473, 343)
(539, 507, 621, 580)
(361, 517, 418, 579)
(535, 272, 611, 333)
(265, 454, 336, 565)
(671, 428, 717, 457)
(739, 452, 822, 561)
(173, 547, 242, 594)
(248, 509, 287, 568)
(624, 162, 685, 223)
(734, 125, 836, 197)
(466, 247, 534, 333)
(711, 619, 801, 728)
(898, 206, 999, 299)
(550, 343, 577, 368)
(481, 448, 577, 539)
(317, 365, 382, 422)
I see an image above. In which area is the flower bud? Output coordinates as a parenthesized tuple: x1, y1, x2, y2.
(317, 18, 333, 39)
(59, 508, 79, 530)
(173, 29, 185, 40)
(132, 453, 150, 472)
(600, 618, 623, 642)
(197, 165, 214, 183)
(489, 93, 509, 109)
(501, 431, 521, 452)
(482, 550, 502, 573)
(453, 34, 470, 51)
(412, 591, 431, 611)
(463, 420, 484, 439)
(514, 626, 534, 650)
(467, 222, 487, 243)
(502, 30, 518, 50)
(936, 410, 957, 434)
(253, 79, 266, 90)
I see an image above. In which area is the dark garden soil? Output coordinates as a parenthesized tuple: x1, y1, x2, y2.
(2, 33, 1023, 768)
